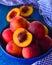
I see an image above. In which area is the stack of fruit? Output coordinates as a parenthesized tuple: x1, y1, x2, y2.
(2, 6, 52, 59)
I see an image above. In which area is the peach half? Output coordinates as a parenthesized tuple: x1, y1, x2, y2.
(13, 28, 32, 47)
(20, 6, 33, 17)
(6, 8, 20, 22)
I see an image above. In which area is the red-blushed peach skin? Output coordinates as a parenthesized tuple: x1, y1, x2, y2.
(2, 28, 13, 43)
(22, 44, 40, 59)
(10, 16, 30, 32)
(6, 41, 22, 57)
(28, 21, 45, 39)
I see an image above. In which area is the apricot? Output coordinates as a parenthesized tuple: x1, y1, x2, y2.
(28, 21, 45, 39)
(10, 16, 30, 32)
(38, 35, 52, 52)
(20, 6, 33, 17)
(6, 8, 20, 22)
(22, 44, 40, 59)
(2, 28, 13, 43)
(44, 25, 48, 35)
(13, 28, 32, 47)
(6, 41, 22, 57)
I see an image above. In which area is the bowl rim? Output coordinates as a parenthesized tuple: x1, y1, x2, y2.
(0, 25, 52, 63)
(0, 45, 52, 63)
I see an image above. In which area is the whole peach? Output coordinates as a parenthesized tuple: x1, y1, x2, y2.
(28, 21, 45, 39)
(2, 28, 13, 43)
(6, 41, 22, 57)
(10, 16, 30, 32)
(38, 35, 52, 52)
(22, 44, 40, 59)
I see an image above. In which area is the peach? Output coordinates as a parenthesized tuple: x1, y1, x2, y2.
(13, 28, 32, 47)
(22, 44, 40, 59)
(20, 6, 33, 17)
(6, 8, 20, 22)
(38, 35, 52, 52)
(6, 41, 22, 57)
(28, 21, 45, 39)
(2, 28, 13, 43)
(10, 16, 30, 32)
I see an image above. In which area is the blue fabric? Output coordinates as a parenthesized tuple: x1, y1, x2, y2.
(0, 0, 52, 28)
(0, 0, 38, 6)
(32, 52, 52, 65)
(38, 0, 52, 28)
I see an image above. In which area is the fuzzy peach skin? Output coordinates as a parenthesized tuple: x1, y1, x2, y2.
(10, 16, 30, 32)
(38, 35, 52, 52)
(28, 21, 45, 39)
(22, 44, 41, 59)
(6, 40, 22, 57)
(2, 28, 13, 43)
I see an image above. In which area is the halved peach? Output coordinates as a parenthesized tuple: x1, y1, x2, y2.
(13, 28, 32, 47)
(6, 8, 20, 22)
(20, 6, 33, 17)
